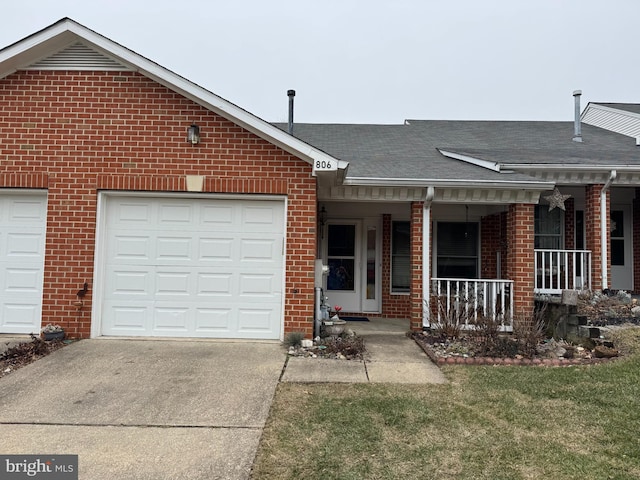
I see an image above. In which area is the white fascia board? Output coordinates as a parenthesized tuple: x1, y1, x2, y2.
(437, 149, 501, 172)
(342, 177, 554, 190)
(582, 103, 640, 121)
(503, 164, 640, 173)
(0, 19, 347, 171)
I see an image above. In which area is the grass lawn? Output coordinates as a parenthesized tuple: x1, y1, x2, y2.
(252, 333, 640, 479)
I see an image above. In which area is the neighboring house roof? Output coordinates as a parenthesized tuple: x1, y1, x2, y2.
(0, 17, 345, 172)
(581, 102, 640, 140)
(591, 103, 640, 115)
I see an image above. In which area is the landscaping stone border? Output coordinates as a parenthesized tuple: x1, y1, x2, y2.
(414, 338, 616, 367)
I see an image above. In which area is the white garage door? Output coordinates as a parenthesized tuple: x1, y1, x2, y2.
(0, 193, 47, 334)
(100, 196, 285, 339)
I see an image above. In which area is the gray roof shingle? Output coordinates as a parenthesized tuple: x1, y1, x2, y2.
(276, 121, 640, 182)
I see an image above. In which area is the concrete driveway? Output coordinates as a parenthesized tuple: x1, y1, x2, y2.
(0, 339, 284, 480)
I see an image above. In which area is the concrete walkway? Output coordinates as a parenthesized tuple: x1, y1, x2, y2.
(281, 318, 448, 384)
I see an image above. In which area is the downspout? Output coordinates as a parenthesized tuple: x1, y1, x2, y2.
(423, 186, 435, 328)
(601, 170, 617, 290)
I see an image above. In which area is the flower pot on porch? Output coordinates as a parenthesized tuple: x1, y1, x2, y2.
(43, 331, 65, 341)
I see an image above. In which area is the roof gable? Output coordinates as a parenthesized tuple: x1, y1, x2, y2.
(581, 102, 640, 139)
(0, 18, 344, 171)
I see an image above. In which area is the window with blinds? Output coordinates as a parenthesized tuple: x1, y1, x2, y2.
(391, 221, 410, 293)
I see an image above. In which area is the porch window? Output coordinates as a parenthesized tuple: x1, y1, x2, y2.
(534, 206, 563, 249)
(436, 222, 478, 278)
(391, 221, 410, 293)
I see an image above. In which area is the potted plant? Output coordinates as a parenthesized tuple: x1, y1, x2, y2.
(322, 305, 347, 336)
(41, 324, 65, 341)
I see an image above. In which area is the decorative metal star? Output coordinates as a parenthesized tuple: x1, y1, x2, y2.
(544, 188, 571, 211)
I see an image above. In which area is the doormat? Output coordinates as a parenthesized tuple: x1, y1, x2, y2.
(341, 316, 369, 322)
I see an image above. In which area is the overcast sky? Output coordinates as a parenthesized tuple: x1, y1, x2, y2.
(1, 1, 637, 124)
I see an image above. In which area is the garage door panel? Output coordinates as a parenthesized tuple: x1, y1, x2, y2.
(106, 305, 149, 333)
(111, 235, 151, 260)
(240, 238, 279, 263)
(0, 193, 47, 334)
(237, 309, 277, 333)
(196, 273, 233, 296)
(101, 196, 284, 339)
(109, 270, 152, 297)
(201, 205, 234, 226)
(113, 202, 153, 226)
(239, 274, 278, 296)
(6, 232, 45, 257)
(5, 267, 42, 293)
(2, 304, 40, 328)
(158, 203, 194, 225)
(155, 272, 191, 296)
(153, 307, 190, 332)
(156, 237, 193, 261)
(195, 308, 232, 332)
(198, 238, 234, 261)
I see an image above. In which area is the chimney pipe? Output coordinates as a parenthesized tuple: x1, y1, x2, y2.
(573, 89, 582, 142)
(287, 89, 295, 135)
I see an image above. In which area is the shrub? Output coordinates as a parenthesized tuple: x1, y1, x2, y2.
(513, 305, 547, 358)
(284, 331, 305, 348)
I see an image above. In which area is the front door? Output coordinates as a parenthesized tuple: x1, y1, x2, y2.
(611, 206, 633, 291)
(323, 220, 380, 313)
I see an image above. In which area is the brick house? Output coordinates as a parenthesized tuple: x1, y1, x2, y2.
(1, 19, 639, 340)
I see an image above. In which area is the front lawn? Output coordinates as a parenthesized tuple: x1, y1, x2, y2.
(252, 355, 640, 479)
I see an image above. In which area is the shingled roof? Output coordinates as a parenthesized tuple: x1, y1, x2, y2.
(277, 120, 640, 183)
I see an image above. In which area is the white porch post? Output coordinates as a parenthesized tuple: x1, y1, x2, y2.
(600, 170, 616, 290)
(423, 186, 434, 328)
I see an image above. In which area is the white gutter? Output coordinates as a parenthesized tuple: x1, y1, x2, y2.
(502, 164, 640, 173)
(601, 170, 617, 290)
(342, 177, 553, 189)
(423, 186, 435, 328)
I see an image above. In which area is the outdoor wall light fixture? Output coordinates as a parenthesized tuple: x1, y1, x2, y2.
(318, 205, 328, 239)
(318, 205, 328, 227)
(187, 123, 200, 145)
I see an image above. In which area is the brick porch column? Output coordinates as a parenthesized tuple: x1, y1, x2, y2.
(585, 184, 609, 291)
(506, 204, 534, 317)
(409, 201, 424, 330)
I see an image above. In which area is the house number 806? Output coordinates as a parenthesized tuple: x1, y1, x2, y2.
(315, 160, 333, 169)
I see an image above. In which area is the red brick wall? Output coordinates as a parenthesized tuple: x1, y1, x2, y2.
(506, 204, 534, 316)
(409, 202, 424, 330)
(381, 214, 410, 317)
(564, 198, 575, 250)
(0, 70, 316, 338)
(585, 185, 609, 291)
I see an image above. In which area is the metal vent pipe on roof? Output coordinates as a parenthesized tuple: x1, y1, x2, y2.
(287, 89, 296, 135)
(573, 90, 582, 142)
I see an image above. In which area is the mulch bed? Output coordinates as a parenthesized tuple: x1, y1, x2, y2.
(0, 335, 68, 378)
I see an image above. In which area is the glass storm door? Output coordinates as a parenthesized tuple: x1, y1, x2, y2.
(326, 222, 360, 312)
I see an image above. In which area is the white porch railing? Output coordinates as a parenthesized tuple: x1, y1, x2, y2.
(428, 278, 514, 332)
(534, 249, 591, 295)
